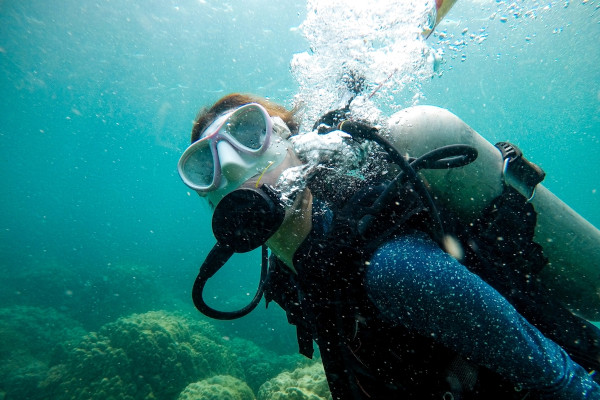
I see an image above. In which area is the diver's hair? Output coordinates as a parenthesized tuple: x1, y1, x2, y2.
(190, 93, 299, 143)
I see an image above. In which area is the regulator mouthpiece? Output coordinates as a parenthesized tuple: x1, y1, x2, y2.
(211, 185, 286, 252)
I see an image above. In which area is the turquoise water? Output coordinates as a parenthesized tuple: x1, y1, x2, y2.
(0, 1, 598, 399)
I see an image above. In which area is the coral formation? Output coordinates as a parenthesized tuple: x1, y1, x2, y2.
(210, 304, 300, 354)
(0, 305, 86, 400)
(0, 305, 86, 363)
(0, 289, 328, 400)
(257, 362, 332, 400)
(40, 310, 244, 400)
(177, 375, 255, 400)
(229, 337, 307, 394)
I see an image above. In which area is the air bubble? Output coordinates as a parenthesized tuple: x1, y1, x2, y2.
(291, 0, 438, 129)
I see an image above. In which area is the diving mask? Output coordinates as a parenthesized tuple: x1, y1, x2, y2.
(178, 103, 291, 204)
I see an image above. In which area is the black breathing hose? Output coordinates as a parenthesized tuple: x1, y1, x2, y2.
(409, 144, 478, 170)
(192, 244, 269, 320)
(337, 120, 478, 243)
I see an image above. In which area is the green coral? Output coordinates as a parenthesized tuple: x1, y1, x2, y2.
(0, 306, 86, 400)
(0, 305, 86, 363)
(229, 338, 308, 394)
(40, 310, 244, 400)
(177, 375, 255, 400)
(257, 362, 332, 400)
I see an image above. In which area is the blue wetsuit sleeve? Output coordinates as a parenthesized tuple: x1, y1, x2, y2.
(364, 231, 599, 399)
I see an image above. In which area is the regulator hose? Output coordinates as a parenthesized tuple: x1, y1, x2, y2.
(192, 244, 269, 320)
(337, 120, 478, 243)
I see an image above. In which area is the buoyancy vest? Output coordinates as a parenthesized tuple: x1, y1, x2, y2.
(264, 177, 600, 399)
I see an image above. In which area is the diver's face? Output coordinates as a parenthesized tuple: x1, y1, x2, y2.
(204, 118, 295, 209)
(177, 103, 295, 209)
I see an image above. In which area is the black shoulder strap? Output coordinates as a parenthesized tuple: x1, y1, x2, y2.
(330, 179, 432, 255)
(263, 256, 315, 358)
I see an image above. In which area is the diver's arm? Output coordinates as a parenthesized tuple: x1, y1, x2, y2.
(364, 231, 599, 399)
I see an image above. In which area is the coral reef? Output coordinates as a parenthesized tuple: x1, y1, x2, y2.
(0, 305, 86, 362)
(229, 338, 308, 394)
(211, 304, 301, 354)
(40, 310, 244, 400)
(257, 362, 332, 400)
(0, 280, 329, 400)
(177, 375, 255, 400)
(0, 305, 86, 400)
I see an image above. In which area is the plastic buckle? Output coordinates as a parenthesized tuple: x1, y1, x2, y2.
(495, 142, 546, 202)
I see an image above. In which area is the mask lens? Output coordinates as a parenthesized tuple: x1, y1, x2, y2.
(225, 106, 268, 150)
(181, 142, 215, 187)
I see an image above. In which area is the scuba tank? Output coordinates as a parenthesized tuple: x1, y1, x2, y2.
(435, 0, 458, 26)
(386, 105, 600, 321)
(423, 0, 458, 38)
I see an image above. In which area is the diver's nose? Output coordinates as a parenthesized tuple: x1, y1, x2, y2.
(217, 141, 252, 182)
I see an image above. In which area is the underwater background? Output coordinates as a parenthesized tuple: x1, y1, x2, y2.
(0, 0, 598, 399)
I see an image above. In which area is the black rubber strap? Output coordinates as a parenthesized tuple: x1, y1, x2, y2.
(495, 142, 545, 199)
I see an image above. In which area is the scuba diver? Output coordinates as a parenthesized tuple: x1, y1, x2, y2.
(177, 93, 600, 399)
